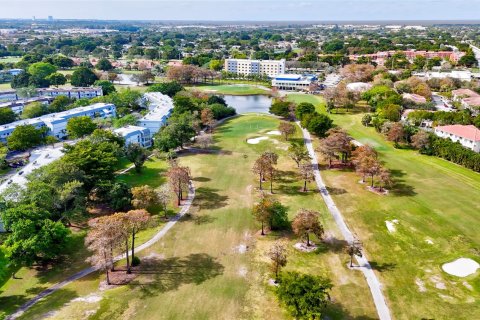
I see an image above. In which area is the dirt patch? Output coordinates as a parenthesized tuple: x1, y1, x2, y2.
(293, 242, 318, 252)
(71, 294, 103, 303)
(367, 186, 389, 195)
(268, 278, 279, 286)
(238, 266, 248, 278)
(235, 244, 248, 254)
(415, 278, 427, 292)
(430, 275, 446, 290)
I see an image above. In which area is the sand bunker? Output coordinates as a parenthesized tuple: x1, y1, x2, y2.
(442, 258, 479, 277)
(385, 219, 399, 233)
(266, 130, 281, 135)
(247, 136, 269, 144)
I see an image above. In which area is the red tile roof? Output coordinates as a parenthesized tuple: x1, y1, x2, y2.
(435, 125, 480, 141)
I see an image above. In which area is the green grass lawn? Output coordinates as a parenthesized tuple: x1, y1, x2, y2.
(187, 84, 271, 96)
(0, 57, 21, 64)
(284, 93, 480, 319)
(0, 82, 12, 90)
(12, 115, 377, 320)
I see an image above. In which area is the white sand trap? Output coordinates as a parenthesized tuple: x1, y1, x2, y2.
(266, 130, 282, 135)
(71, 294, 102, 303)
(442, 258, 479, 277)
(247, 136, 268, 144)
(385, 219, 399, 233)
(425, 239, 434, 245)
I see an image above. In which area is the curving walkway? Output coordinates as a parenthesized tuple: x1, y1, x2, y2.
(6, 183, 196, 320)
(298, 122, 392, 320)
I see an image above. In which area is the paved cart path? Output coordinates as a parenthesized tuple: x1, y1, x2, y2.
(298, 122, 392, 320)
(6, 183, 195, 320)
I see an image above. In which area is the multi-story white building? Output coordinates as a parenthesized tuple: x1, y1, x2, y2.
(0, 90, 19, 102)
(114, 125, 152, 148)
(36, 87, 103, 99)
(139, 92, 174, 134)
(0, 97, 55, 114)
(452, 89, 480, 114)
(0, 103, 116, 142)
(225, 59, 285, 78)
(434, 125, 480, 152)
(271, 74, 316, 91)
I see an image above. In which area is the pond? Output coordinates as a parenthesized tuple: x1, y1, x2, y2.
(223, 95, 272, 114)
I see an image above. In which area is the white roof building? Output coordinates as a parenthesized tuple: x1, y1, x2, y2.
(139, 92, 174, 134)
(114, 125, 152, 148)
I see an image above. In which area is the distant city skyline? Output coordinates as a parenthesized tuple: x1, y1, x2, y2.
(0, 0, 479, 21)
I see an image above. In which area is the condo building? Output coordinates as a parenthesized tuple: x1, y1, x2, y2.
(225, 59, 286, 78)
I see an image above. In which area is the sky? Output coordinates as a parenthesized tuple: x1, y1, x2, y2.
(0, 0, 479, 21)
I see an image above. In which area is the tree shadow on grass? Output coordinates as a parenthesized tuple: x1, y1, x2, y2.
(389, 169, 416, 197)
(131, 253, 224, 297)
(325, 301, 378, 320)
(369, 261, 396, 272)
(182, 213, 217, 225)
(276, 170, 298, 184)
(276, 184, 313, 196)
(192, 177, 211, 182)
(319, 237, 349, 253)
(326, 186, 347, 195)
(1, 288, 78, 319)
(194, 187, 228, 210)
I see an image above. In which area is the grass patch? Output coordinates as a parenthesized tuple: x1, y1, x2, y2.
(116, 157, 168, 188)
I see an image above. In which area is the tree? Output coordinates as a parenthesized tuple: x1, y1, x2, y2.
(57, 179, 83, 225)
(209, 59, 223, 71)
(21, 102, 48, 119)
(302, 113, 333, 137)
(294, 102, 315, 120)
(46, 72, 67, 87)
(345, 240, 362, 268)
(86, 215, 123, 283)
(378, 167, 393, 191)
(121, 209, 150, 269)
(131, 185, 158, 210)
(201, 108, 216, 132)
(53, 55, 74, 69)
(71, 67, 98, 87)
(166, 165, 190, 205)
(268, 241, 287, 282)
(156, 184, 172, 218)
(386, 122, 405, 147)
(94, 80, 116, 95)
(96, 58, 114, 71)
(154, 113, 196, 151)
(276, 272, 332, 320)
(125, 143, 149, 173)
(299, 163, 314, 192)
(28, 62, 57, 81)
(262, 152, 278, 193)
(1, 204, 70, 272)
(288, 143, 309, 167)
(11, 72, 31, 88)
(292, 209, 324, 246)
(0, 107, 16, 125)
(109, 181, 133, 211)
(252, 196, 273, 235)
(48, 95, 71, 113)
(252, 156, 269, 191)
(411, 130, 430, 151)
(146, 81, 184, 97)
(7, 125, 45, 151)
(270, 101, 292, 118)
(197, 133, 213, 149)
(66, 116, 97, 138)
(361, 114, 372, 127)
(278, 122, 296, 141)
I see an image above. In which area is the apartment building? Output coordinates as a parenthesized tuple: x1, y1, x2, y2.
(434, 124, 480, 152)
(36, 87, 103, 99)
(349, 50, 465, 66)
(113, 125, 152, 148)
(452, 89, 480, 114)
(0, 103, 116, 142)
(225, 59, 285, 78)
(138, 92, 174, 134)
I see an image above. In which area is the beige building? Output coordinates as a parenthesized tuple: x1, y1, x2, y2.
(225, 59, 285, 78)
